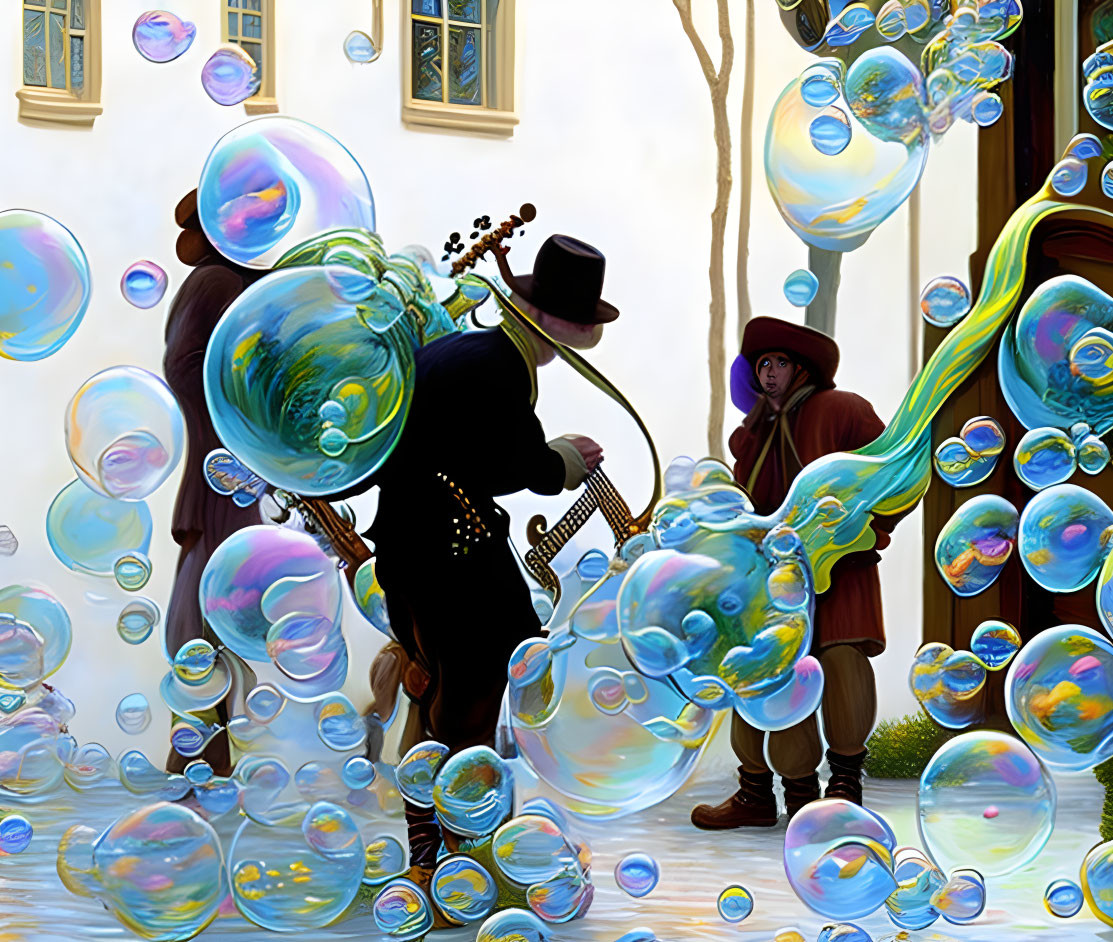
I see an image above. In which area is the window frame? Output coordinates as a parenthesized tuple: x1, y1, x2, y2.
(17, 0, 102, 127)
(220, 0, 278, 115)
(402, 0, 518, 136)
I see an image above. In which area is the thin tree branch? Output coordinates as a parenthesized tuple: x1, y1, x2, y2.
(736, 0, 755, 347)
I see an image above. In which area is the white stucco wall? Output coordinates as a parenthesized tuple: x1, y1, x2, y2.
(0, 0, 981, 760)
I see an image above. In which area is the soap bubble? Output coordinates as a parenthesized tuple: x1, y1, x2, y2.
(244, 683, 285, 724)
(476, 908, 552, 942)
(1082, 840, 1113, 926)
(115, 693, 151, 734)
(614, 853, 660, 898)
(918, 731, 1055, 875)
(0, 708, 63, 797)
(969, 619, 1021, 670)
(431, 746, 513, 838)
(801, 63, 841, 106)
(363, 835, 406, 885)
(0, 210, 90, 361)
(932, 868, 987, 925)
(184, 760, 213, 786)
(170, 715, 223, 758)
(373, 877, 434, 939)
(875, 0, 907, 40)
(921, 276, 972, 328)
(844, 47, 926, 145)
(822, 3, 876, 45)
(341, 755, 375, 790)
(266, 611, 349, 698)
(809, 108, 853, 156)
(817, 925, 872, 942)
(201, 45, 260, 105)
(1013, 428, 1076, 491)
(132, 10, 196, 62)
(490, 815, 582, 887)
(971, 91, 1005, 126)
(1050, 157, 1088, 197)
(1077, 433, 1110, 474)
(174, 639, 217, 685)
(0, 526, 16, 556)
(120, 260, 168, 308)
(432, 856, 498, 923)
(113, 552, 152, 591)
(885, 846, 945, 929)
(784, 799, 898, 919)
(909, 642, 986, 728)
(932, 416, 1005, 487)
(344, 30, 378, 62)
(1005, 624, 1113, 772)
(161, 650, 231, 716)
(117, 751, 189, 801)
(526, 863, 594, 922)
(1018, 484, 1113, 593)
(1045, 878, 1084, 917)
(0, 693, 25, 714)
(0, 585, 71, 689)
(615, 930, 657, 942)
(397, 741, 450, 808)
(116, 598, 159, 644)
(1103, 161, 1113, 199)
(784, 269, 820, 307)
(199, 526, 341, 663)
(46, 480, 152, 575)
(934, 494, 1018, 597)
(0, 814, 32, 854)
(717, 884, 754, 922)
(1083, 47, 1113, 128)
(229, 803, 364, 931)
(64, 365, 185, 501)
(314, 693, 365, 751)
(197, 115, 375, 268)
(70, 802, 226, 939)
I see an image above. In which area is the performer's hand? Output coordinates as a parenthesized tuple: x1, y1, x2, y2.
(563, 434, 604, 471)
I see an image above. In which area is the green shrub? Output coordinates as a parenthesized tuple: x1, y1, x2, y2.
(1095, 757, 1113, 842)
(864, 710, 956, 779)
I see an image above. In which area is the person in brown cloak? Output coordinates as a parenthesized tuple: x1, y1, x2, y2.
(162, 189, 266, 776)
(691, 315, 897, 829)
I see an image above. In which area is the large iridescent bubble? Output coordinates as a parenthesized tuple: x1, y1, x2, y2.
(999, 275, 1113, 432)
(46, 480, 153, 575)
(57, 802, 226, 941)
(783, 799, 898, 919)
(765, 57, 928, 251)
(197, 116, 375, 268)
(0, 209, 90, 361)
(64, 366, 185, 501)
(918, 731, 1055, 875)
(432, 746, 514, 838)
(0, 585, 71, 690)
(1006, 624, 1113, 772)
(934, 494, 1018, 597)
(1017, 483, 1113, 593)
(1082, 840, 1113, 926)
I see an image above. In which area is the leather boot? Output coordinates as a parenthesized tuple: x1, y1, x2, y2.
(691, 768, 778, 829)
(781, 772, 821, 819)
(824, 748, 866, 804)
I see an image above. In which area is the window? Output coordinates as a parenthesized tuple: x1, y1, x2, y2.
(404, 0, 517, 135)
(18, 0, 101, 126)
(222, 0, 277, 114)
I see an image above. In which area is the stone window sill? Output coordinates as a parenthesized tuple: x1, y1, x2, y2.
(16, 87, 102, 127)
(402, 101, 518, 137)
(244, 97, 279, 116)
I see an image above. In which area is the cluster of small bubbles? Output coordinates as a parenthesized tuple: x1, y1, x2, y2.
(1018, 484, 1113, 593)
(1068, 421, 1110, 475)
(0, 209, 91, 362)
(363, 835, 406, 885)
(476, 908, 553, 942)
(934, 494, 1018, 597)
(614, 853, 660, 898)
(0, 525, 16, 556)
(432, 746, 514, 838)
(114, 693, 151, 734)
(65, 365, 185, 501)
(113, 552, 152, 591)
(1083, 44, 1113, 131)
(917, 731, 1055, 875)
(432, 856, 499, 924)
(116, 597, 159, 645)
(716, 884, 754, 923)
(245, 683, 285, 724)
(1082, 841, 1113, 926)
(120, 260, 168, 308)
(201, 45, 260, 105)
(0, 814, 32, 854)
(921, 276, 972, 328)
(783, 269, 820, 307)
(1045, 878, 1084, 917)
(344, 30, 378, 62)
(784, 799, 898, 919)
(1006, 624, 1113, 772)
(809, 108, 853, 156)
(933, 415, 1005, 487)
(491, 814, 592, 919)
(47, 480, 152, 575)
(374, 877, 434, 939)
(396, 741, 450, 807)
(908, 642, 986, 728)
(969, 619, 1021, 670)
(132, 10, 196, 62)
(1014, 427, 1077, 490)
(817, 924, 873, 942)
(0, 585, 71, 690)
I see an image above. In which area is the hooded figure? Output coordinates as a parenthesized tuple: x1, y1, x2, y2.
(691, 316, 895, 830)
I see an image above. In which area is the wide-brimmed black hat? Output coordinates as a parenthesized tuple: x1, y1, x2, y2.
(496, 234, 620, 325)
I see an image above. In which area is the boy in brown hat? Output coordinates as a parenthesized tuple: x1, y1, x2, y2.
(691, 316, 896, 828)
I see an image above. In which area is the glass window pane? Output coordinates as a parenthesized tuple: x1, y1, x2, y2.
(228, 0, 241, 7)
(243, 0, 262, 9)
(412, 23, 442, 102)
(70, 34, 84, 92)
(71, 0, 85, 29)
(448, 0, 480, 23)
(48, 12, 66, 89)
(24, 1, 46, 6)
(23, 11, 47, 87)
(242, 14, 262, 38)
(227, 11, 238, 37)
(448, 26, 481, 105)
(241, 41, 263, 75)
(413, 0, 442, 14)
(51, 0, 66, 8)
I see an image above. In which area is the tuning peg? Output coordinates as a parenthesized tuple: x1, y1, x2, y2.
(470, 231, 479, 239)
(519, 204, 537, 223)
(450, 231, 461, 242)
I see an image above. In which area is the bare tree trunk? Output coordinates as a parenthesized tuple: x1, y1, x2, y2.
(673, 0, 734, 461)
(736, 0, 755, 349)
(804, 246, 841, 337)
(908, 187, 922, 380)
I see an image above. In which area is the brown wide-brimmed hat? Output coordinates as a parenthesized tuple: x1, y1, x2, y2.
(496, 234, 619, 325)
(740, 315, 840, 386)
(174, 189, 215, 267)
